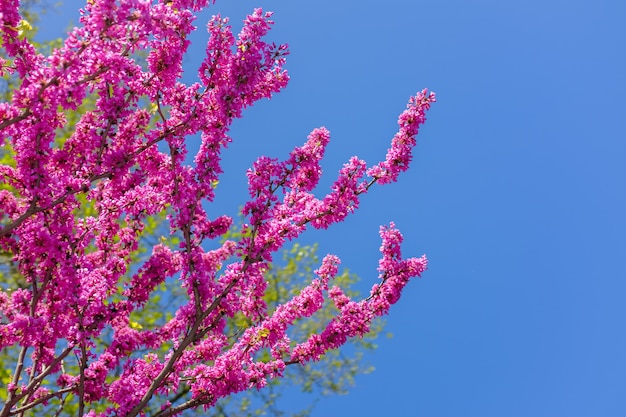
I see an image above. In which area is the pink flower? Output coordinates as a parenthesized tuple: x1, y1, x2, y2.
(0, 0, 434, 414)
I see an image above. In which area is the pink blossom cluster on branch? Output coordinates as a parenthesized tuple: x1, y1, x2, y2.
(0, 0, 435, 416)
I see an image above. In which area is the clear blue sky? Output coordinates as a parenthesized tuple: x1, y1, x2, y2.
(37, 0, 626, 416)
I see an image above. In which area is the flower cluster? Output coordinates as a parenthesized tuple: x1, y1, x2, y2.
(0, 1, 434, 416)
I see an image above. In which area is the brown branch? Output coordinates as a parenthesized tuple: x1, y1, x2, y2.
(0, 108, 31, 131)
(152, 397, 204, 417)
(0, 347, 73, 417)
(10, 387, 73, 416)
(78, 341, 88, 417)
(0, 345, 29, 417)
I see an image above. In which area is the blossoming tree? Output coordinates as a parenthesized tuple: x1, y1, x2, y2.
(0, 0, 435, 416)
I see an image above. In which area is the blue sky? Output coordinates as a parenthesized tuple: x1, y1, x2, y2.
(36, 0, 626, 416)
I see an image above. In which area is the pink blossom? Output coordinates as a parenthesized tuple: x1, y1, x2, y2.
(0, 1, 434, 415)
